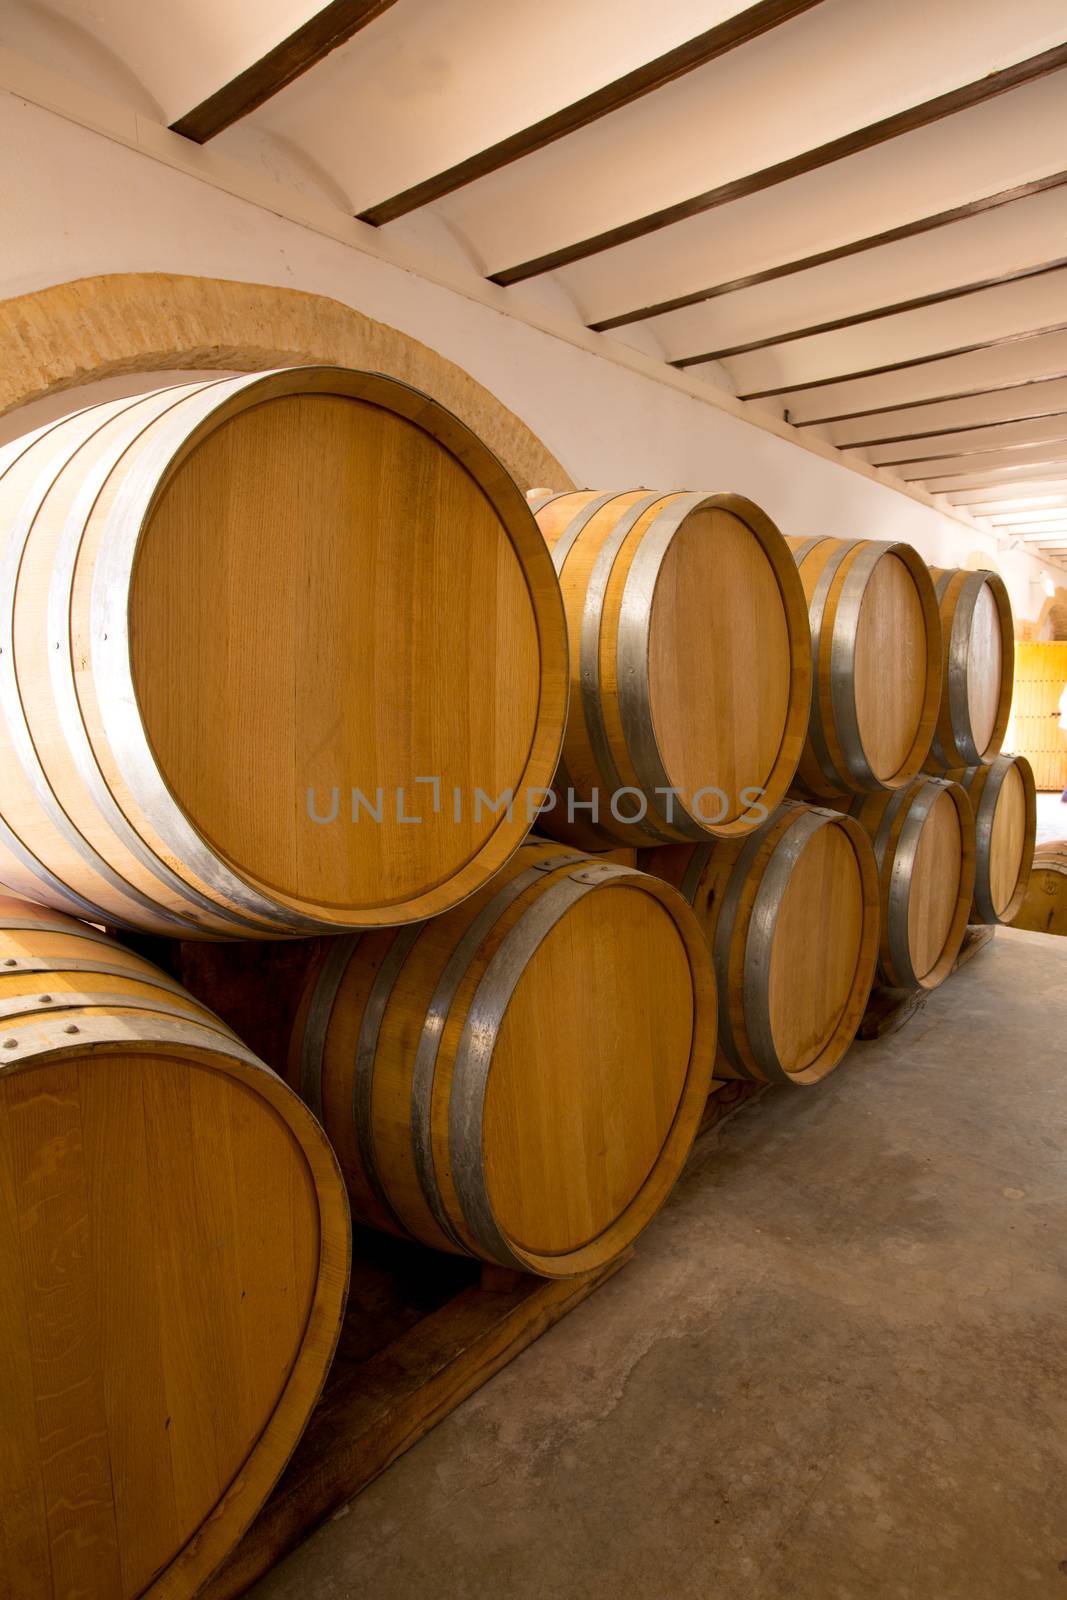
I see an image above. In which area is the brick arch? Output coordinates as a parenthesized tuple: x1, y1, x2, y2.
(0, 272, 574, 493)
(1045, 600, 1067, 642)
(1035, 588, 1067, 641)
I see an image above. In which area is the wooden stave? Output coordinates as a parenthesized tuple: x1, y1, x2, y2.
(0, 894, 351, 1600)
(788, 535, 943, 799)
(841, 777, 977, 990)
(925, 567, 1014, 771)
(641, 802, 879, 1087)
(288, 841, 716, 1277)
(0, 381, 276, 940)
(950, 754, 1037, 926)
(0, 367, 568, 937)
(533, 490, 811, 848)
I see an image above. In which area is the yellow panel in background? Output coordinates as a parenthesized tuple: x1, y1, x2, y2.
(1008, 642, 1067, 791)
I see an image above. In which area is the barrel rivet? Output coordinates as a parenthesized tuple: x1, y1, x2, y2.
(64, 1024, 79, 1035)
(2, 1038, 17, 1049)
(3, 958, 16, 967)
(38, 994, 52, 1004)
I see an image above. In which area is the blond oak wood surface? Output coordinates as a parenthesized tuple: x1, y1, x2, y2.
(287, 841, 716, 1275)
(1011, 841, 1067, 935)
(925, 568, 1014, 771)
(841, 778, 977, 991)
(485, 887, 693, 1256)
(647, 507, 791, 822)
(642, 803, 879, 1087)
(987, 760, 1029, 917)
(968, 583, 1007, 756)
(952, 754, 1037, 925)
(0, 895, 350, 1600)
(853, 553, 927, 782)
(906, 788, 963, 980)
(787, 536, 941, 799)
(767, 821, 868, 1071)
(0, 368, 567, 937)
(533, 491, 810, 848)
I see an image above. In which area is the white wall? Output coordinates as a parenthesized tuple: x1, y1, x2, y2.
(1, 86, 1061, 625)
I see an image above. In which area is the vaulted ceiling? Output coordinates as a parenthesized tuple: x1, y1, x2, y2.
(5, 0, 1067, 560)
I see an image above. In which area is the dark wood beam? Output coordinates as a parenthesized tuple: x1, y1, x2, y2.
(489, 42, 1067, 286)
(837, 408, 1067, 449)
(990, 512, 1067, 524)
(903, 458, 1067, 484)
(671, 258, 1067, 369)
(356, 0, 825, 226)
(795, 372, 1067, 428)
(590, 170, 1067, 333)
(947, 484, 1067, 507)
(873, 435, 1067, 468)
(737, 320, 1067, 402)
(170, 0, 399, 143)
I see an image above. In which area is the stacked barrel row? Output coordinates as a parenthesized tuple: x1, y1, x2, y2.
(0, 365, 1036, 1599)
(0, 370, 704, 1598)
(528, 495, 1033, 1077)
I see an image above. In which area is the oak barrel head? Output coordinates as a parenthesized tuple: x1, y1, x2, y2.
(643, 803, 879, 1086)
(534, 491, 810, 846)
(788, 536, 942, 798)
(290, 843, 716, 1276)
(0, 369, 567, 935)
(953, 753, 1037, 925)
(0, 896, 350, 1600)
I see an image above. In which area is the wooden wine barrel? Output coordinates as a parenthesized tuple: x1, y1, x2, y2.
(951, 754, 1036, 925)
(0, 895, 350, 1600)
(925, 567, 1014, 770)
(840, 777, 976, 990)
(288, 840, 715, 1275)
(787, 535, 941, 798)
(530, 491, 811, 848)
(1011, 841, 1067, 935)
(641, 803, 879, 1086)
(0, 369, 567, 937)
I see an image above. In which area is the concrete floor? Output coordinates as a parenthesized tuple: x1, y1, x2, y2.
(255, 927, 1067, 1600)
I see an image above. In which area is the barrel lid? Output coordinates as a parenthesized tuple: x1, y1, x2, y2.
(765, 814, 869, 1075)
(644, 497, 795, 828)
(480, 876, 701, 1260)
(111, 370, 566, 927)
(906, 785, 964, 980)
(852, 548, 929, 783)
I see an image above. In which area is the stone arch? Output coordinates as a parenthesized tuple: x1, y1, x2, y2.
(0, 272, 573, 492)
(1034, 588, 1067, 642)
(1043, 600, 1067, 642)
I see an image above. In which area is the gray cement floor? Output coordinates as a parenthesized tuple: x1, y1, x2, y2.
(254, 927, 1067, 1600)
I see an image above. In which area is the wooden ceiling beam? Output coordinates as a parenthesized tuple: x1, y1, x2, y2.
(837, 408, 1067, 449)
(739, 320, 1067, 402)
(489, 42, 1067, 286)
(904, 458, 1067, 485)
(358, 0, 825, 226)
(795, 373, 1067, 428)
(873, 434, 1067, 469)
(170, 0, 399, 143)
(672, 257, 1067, 368)
(588, 170, 1067, 331)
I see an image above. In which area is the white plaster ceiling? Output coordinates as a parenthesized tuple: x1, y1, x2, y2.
(4, 0, 1067, 550)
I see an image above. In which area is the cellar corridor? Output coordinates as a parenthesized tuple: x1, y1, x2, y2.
(253, 927, 1067, 1600)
